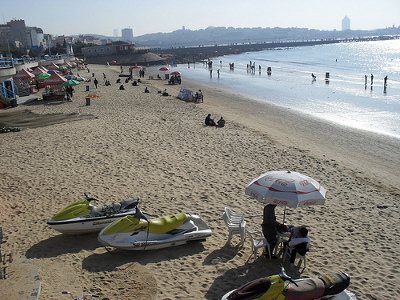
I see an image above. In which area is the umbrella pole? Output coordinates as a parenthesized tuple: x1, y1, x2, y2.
(283, 207, 286, 224)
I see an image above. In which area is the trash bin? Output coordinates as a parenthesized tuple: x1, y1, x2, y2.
(86, 85, 90, 92)
(10, 99, 18, 107)
(85, 97, 91, 106)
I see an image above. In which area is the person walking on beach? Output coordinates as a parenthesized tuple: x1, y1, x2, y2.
(371, 74, 374, 85)
(384, 76, 388, 86)
(93, 78, 98, 89)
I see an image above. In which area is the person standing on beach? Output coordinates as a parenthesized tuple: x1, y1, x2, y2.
(371, 74, 374, 85)
(262, 204, 278, 259)
(94, 78, 98, 89)
(384, 76, 388, 86)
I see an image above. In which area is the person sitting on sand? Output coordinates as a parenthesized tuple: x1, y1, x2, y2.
(116, 78, 121, 83)
(205, 114, 216, 126)
(144, 87, 150, 93)
(162, 88, 169, 96)
(217, 117, 225, 128)
(119, 84, 125, 90)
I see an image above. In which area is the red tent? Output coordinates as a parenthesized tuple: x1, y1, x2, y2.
(13, 68, 35, 80)
(61, 60, 72, 68)
(43, 72, 67, 85)
(38, 65, 48, 73)
(32, 66, 49, 76)
(46, 62, 59, 70)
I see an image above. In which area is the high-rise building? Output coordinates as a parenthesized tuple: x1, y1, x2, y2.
(342, 16, 350, 31)
(113, 29, 118, 37)
(121, 27, 134, 43)
(0, 19, 28, 47)
(26, 27, 44, 49)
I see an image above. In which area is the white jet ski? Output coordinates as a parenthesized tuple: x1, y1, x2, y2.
(47, 193, 152, 235)
(98, 208, 212, 250)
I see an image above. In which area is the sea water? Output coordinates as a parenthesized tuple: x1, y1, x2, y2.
(175, 39, 400, 138)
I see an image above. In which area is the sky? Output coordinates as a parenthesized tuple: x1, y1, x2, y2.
(2, 0, 399, 37)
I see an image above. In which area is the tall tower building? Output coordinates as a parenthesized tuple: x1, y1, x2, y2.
(342, 16, 350, 31)
(121, 28, 134, 43)
(113, 29, 118, 37)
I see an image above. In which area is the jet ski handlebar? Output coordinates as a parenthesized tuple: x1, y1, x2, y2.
(84, 193, 99, 202)
(279, 265, 298, 286)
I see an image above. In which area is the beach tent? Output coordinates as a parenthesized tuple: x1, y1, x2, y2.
(61, 60, 72, 68)
(43, 72, 67, 86)
(13, 69, 35, 80)
(32, 66, 49, 76)
(39, 65, 49, 72)
(177, 87, 194, 102)
(46, 62, 60, 70)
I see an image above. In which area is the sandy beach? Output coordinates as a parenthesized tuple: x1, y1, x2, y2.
(0, 63, 399, 300)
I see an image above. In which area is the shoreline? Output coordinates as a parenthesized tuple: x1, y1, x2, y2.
(0, 64, 399, 299)
(148, 68, 400, 191)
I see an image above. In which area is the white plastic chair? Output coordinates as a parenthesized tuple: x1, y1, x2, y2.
(239, 220, 246, 246)
(283, 242, 310, 269)
(224, 207, 244, 223)
(246, 229, 271, 261)
(223, 212, 242, 244)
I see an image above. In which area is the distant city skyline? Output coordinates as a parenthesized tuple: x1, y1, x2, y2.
(2, 0, 399, 37)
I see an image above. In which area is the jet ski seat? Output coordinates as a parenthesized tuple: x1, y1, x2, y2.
(148, 213, 189, 234)
(112, 203, 121, 212)
(120, 199, 139, 210)
(88, 206, 102, 216)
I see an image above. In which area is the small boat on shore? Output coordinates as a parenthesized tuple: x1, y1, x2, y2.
(47, 194, 152, 235)
(98, 210, 212, 250)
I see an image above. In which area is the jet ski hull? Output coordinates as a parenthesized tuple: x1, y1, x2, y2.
(47, 211, 138, 234)
(98, 214, 212, 250)
(222, 289, 357, 300)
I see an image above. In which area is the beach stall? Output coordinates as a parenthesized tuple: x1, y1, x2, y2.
(32, 66, 49, 76)
(46, 62, 59, 71)
(13, 69, 36, 95)
(41, 72, 67, 100)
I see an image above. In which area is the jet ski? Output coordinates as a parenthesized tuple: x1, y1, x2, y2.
(47, 193, 152, 235)
(98, 207, 212, 250)
(221, 266, 356, 300)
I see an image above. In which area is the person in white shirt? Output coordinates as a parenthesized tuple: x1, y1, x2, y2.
(286, 227, 310, 265)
